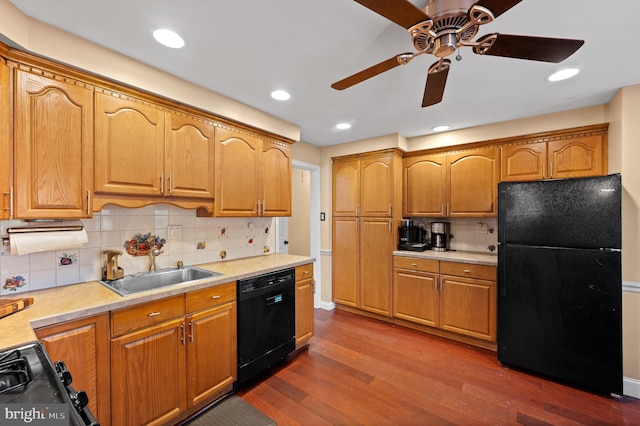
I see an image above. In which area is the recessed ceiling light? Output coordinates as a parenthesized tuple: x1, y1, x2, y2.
(336, 123, 351, 130)
(153, 29, 185, 49)
(432, 125, 450, 132)
(271, 90, 291, 101)
(547, 68, 580, 82)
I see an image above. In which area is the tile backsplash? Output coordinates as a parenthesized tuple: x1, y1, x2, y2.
(1, 205, 275, 295)
(409, 217, 498, 253)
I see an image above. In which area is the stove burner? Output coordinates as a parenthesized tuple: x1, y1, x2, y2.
(0, 349, 32, 394)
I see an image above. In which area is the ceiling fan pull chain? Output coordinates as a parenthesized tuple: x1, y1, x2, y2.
(456, 49, 463, 62)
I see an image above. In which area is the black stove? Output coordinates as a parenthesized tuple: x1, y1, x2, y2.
(0, 341, 98, 425)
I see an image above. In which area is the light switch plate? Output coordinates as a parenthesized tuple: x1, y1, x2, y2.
(167, 225, 183, 241)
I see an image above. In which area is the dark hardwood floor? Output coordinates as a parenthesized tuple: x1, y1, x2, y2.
(237, 309, 640, 425)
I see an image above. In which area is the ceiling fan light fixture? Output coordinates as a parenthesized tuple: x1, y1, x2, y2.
(152, 29, 185, 49)
(271, 90, 291, 101)
(336, 122, 352, 130)
(432, 125, 450, 132)
(547, 67, 580, 82)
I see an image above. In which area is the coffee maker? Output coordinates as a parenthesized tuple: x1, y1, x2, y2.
(398, 219, 429, 251)
(430, 222, 450, 251)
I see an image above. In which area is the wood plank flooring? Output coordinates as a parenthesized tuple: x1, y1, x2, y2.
(237, 309, 640, 425)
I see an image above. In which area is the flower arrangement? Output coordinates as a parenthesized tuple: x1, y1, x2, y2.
(124, 233, 166, 257)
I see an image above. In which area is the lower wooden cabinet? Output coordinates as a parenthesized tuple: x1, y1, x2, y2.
(35, 314, 110, 426)
(110, 285, 237, 426)
(295, 263, 315, 348)
(393, 257, 497, 343)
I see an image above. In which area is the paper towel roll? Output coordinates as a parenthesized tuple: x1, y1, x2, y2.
(9, 228, 88, 255)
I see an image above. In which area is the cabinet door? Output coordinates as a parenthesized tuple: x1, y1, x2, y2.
(260, 140, 292, 216)
(439, 275, 497, 341)
(295, 277, 315, 348)
(359, 218, 394, 317)
(165, 112, 215, 198)
(548, 135, 605, 179)
(1, 61, 10, 220)
(393, 269, 439, 327)
(360, 156, 393, 216)
(214, 127, 260, 216)
(501, 142, 547, 182)
(95, 93, 165, 196)
(332, 159, 360, 217)
(332, 218, 359, 307)
(186, 302, 236, 407)
(446, 147, 500, 217)
(35, 314, 110, 426)
(403, 154, 446, 217)
(111, 318, 186, 426)
(14, 71, 93, 218)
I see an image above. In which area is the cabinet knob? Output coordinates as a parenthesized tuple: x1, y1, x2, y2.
(211, 295, 221, 299)
(148, 311, 160, 317)
(463, 269, 471, 273)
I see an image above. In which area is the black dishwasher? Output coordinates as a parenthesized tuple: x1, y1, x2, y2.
(236, 268, 296, 387)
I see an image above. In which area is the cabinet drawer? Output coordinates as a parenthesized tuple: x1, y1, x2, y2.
(295, 263, 314, 281)
(393, 256, 439, 273)
(111, 295, 185, 337)
(186, 282, 236, 313)
(440, 261, 496, 281)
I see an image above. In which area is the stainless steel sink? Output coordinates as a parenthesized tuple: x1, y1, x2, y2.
(99, 266, 223, 296)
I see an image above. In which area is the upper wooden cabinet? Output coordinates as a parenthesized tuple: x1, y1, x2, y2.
(501, 129, 607, 181)
(403, 147, 499, 217)
(403, 154, 446, 217)
(447, 147, 500, 217)
(165, 112, 215, 198)
(214, 126, 291, 217)
(333, 150, 402, 217)
(14, 70, 94, 218)
(95, 93, 215, 199)
(0, 60, 10, 220)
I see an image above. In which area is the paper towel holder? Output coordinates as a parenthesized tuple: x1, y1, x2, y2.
(2, 222, 85, 249)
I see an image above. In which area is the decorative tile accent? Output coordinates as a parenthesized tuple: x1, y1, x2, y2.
(124, 233, 166, 257)
(263, 246, 270, 253)
(3, 275, 26, 292)
(58, 252, 78, 267)
(197, 241, 206, 250)
(219, 250, 227, 260)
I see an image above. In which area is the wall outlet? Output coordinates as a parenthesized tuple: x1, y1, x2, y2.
(167, 225, 182, 241)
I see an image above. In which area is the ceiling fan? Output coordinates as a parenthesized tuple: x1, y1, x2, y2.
(331, 0, 584, 107)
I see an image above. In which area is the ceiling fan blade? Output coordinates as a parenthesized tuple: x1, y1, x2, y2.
(473, 33, 584, 63)
(473, 0, 523, 18)
(354, 0, 430, 29)
(422, 59, 451, 107)
(332, 53, 412, 90)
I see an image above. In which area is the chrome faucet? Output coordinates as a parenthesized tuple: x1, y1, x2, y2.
(103, 250, 124, 281)
(148, 247, 163, 272)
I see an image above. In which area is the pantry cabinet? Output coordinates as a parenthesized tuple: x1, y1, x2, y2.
(501, 130, 607, 181)
(214, 126, 291, 217)
(295, 263, 315, 348)
(14, 70, 94, 218)
(403, 147, 499, 218)
(332, 150, 402, 317)
(393, 257, 497, 344)
(35, 314, 110, 426)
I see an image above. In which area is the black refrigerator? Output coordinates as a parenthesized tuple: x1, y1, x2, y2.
(497, 174, 622, 395)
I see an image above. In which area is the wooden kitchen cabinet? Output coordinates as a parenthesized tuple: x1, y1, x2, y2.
(501, 129, 607, 181)
(446, 147, 500, 217)
(0, 59, 10, 220)
(13, 70, 94, 218)
(332, 217, 359, 307)
(359, 218, 394, 316)
(332, 158, 359, 217)
(295, 263, 315, 348)
(393, 257, 497, 344)
(111, 317, 187, 426)
(35, 314, 110, 426)
(214, 126, 291, 217)
(403, 154, 446, 217)
(402, 147, 499, 218)
(110, 285, 237, 425)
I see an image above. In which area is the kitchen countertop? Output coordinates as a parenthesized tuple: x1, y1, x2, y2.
(0, 253, 314, 350)
(393, 250, 497, 266)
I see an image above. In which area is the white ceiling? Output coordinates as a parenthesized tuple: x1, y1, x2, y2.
(7, 0, 640, 146)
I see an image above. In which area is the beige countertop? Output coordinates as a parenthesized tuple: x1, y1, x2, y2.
(393, 250, 497, 266)
(0, 253, 314, 350)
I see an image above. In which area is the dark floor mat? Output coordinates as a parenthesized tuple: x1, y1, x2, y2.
(185, 394, 276, 426)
